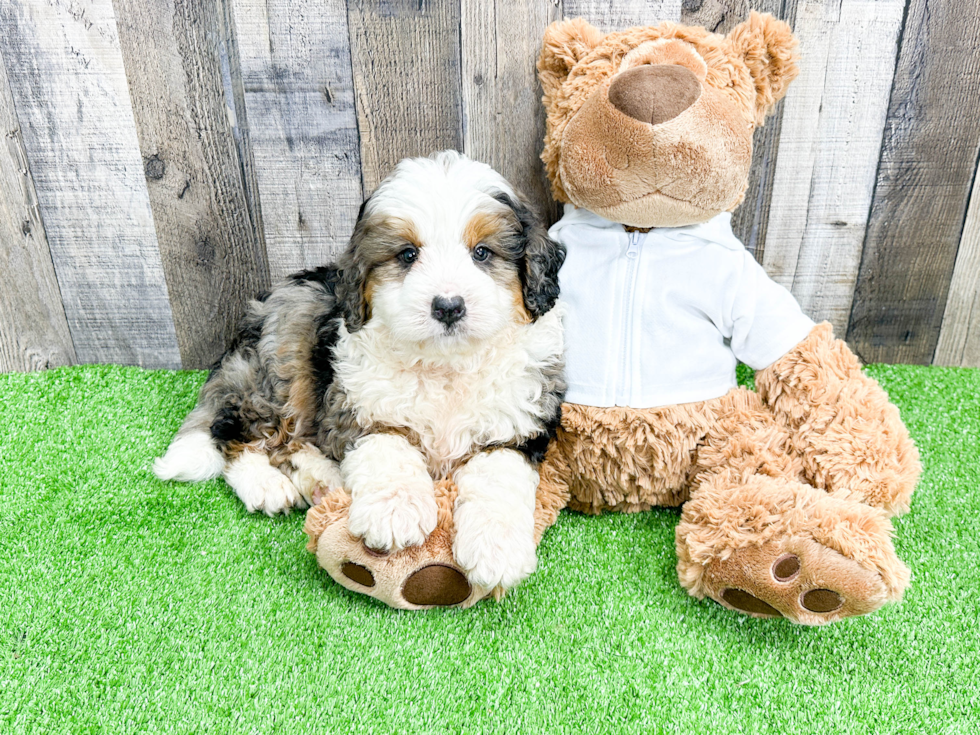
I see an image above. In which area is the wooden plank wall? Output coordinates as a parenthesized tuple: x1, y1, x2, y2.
(0, 0, 978, 371)
(0, 0, 181, 368)
(0, 50, 75, 371)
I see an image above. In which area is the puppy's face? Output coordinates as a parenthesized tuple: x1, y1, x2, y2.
(338, 152, 564, 348)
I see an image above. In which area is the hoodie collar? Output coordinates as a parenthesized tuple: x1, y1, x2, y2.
(552, 205, 742, 250)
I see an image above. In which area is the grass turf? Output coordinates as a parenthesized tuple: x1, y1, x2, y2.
(0, 363, 978, 734)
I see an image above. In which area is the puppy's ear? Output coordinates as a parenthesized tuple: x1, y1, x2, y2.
(494, 192, 566, 320)
(727, 11, 799, 124)
(538, 18, 603, 104)
(335, 198, 371, 332)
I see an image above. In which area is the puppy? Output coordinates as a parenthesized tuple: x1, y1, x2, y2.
(154, 151, 566, 591)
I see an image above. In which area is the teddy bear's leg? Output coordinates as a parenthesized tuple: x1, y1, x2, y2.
(755, 322, 921, 515)
(675, 389, 910, 624)
(302, 443, 570, 610)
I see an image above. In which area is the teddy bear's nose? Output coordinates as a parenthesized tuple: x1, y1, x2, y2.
(608, 64, 702, 125)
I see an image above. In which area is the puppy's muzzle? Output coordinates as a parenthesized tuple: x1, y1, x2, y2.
(431, 295, 466, 328)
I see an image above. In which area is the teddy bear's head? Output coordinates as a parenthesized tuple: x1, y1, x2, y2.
(538, 12, 798, 228)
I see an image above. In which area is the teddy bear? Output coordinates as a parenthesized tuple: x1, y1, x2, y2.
(306, 11, 921, 624)
(533, 11, 921, 624)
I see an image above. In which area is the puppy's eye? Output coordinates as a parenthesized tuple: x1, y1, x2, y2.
(472, 245, 492, 262)
(396, 246, 419, 265)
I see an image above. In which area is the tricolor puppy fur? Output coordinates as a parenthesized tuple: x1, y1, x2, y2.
(154, 151, 567, 603)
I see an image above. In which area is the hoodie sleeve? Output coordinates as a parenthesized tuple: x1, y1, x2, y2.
(728, 251, 815, 370)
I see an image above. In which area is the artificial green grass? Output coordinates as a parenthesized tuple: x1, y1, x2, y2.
(1, 363, 978, 734)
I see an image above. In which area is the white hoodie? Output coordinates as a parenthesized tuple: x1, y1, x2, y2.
(550, 205, 815, 408)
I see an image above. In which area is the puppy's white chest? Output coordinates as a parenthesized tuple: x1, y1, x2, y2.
(333, 314, 563, 475)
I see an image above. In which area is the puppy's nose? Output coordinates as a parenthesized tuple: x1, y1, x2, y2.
(431, 295, 466, 327)
(608, 64, 701, 126)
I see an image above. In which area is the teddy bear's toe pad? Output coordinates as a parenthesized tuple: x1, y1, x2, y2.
(721, 588, 782, 617)
(341, 561, 375, 587)
(773, 554, 800, 581)
(705, 538, 890, 624)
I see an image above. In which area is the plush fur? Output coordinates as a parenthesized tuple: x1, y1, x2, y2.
(525, 13, 920, 625)
(538, 13, 798, 227)
(155, 151, 566, 604)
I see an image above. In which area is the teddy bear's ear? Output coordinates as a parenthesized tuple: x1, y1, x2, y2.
(538, 18, 604, 102)
(727, 11, 799, 124)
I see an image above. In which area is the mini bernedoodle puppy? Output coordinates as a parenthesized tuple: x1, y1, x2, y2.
(154, 151, 566, 592)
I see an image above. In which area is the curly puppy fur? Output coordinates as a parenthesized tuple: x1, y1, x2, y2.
(155, 151, 566, 595)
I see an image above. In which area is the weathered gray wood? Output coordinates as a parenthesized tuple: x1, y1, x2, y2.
(762, 0, 904, 336)
(848, 0, 980, 365)
(112, 0, 271, 369)
(682, 0, 750, 34)
(0, 0, 180, 368)
(346, 0, 463, 194)
(934, 171, 980, 368)
(563, 0, 683, 30)
(461, 0, 561, 222)
(0, 49, 76, 372)
(216, 0, 267, 271)
(683, 0, 797, 261)
(229, 0, 362, 279)
(731, 96, 787, 261)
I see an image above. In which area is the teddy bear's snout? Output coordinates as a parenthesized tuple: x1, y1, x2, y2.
(608, 64, 701, 126)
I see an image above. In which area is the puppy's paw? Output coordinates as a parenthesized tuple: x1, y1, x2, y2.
(348, 486, 438, 552)
(287, 445, 344, 507)
(453, 508, 537, 591)
(227, 460, 303, 516)
(235, 470, 305, 516)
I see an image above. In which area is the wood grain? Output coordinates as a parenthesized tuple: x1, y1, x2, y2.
(563, 0, 683, 31)
(0, 0, 181, 368)
(229, 0, 363, 279)
(0, 49, 76, 372)
(934, 171, 980, 368)
(847, 0, 980, 364)
(682, 0, 751, 34)
(761, 0, 904, 336)
(113, 0, 271, 369)
(346, 0, 462, 194)
(461, 0, 561, 222)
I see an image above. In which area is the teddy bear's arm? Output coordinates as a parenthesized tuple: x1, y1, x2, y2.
(755, 323, 921, 514)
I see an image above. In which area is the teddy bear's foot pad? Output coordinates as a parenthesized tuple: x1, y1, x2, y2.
(704, 538, 889, 625)
(401, 564, 472, 606)
(721, 553, 845, 617)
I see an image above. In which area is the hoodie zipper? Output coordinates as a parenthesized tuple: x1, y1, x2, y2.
(618, 230, 642, 403)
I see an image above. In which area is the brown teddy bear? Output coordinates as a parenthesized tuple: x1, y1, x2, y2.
(534, 11, 920, 624)
(306, 12, 920, 624)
